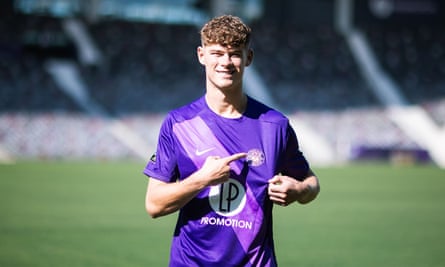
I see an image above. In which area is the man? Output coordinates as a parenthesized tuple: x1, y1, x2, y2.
(144, 15, 320, 267)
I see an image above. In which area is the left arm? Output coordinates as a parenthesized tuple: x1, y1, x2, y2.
(268, 168, 320, 206)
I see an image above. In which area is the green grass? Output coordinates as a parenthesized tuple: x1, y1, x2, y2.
(0, 162, 444, 267)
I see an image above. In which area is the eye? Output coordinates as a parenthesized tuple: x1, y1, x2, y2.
(230, 51, 242, 58)
(210, 51, 223, 56)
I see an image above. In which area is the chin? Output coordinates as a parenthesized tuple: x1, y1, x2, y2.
(219, 84, 238, 91)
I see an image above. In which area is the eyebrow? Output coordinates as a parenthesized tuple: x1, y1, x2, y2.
(208, 47, 243, 53)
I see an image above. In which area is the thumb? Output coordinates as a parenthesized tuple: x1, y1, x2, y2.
(268, 175, 282, 184)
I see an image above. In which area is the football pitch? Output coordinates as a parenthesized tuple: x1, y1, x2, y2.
(0, 161, 444, 267)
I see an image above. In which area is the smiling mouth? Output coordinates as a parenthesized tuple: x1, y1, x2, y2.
(217, 70, 235, 76)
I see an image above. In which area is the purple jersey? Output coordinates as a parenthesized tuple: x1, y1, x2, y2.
(144, 96, 309, 267)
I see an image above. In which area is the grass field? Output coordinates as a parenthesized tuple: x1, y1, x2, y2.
(0, 161, 444, 267)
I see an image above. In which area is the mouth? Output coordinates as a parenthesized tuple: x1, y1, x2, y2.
(216, 69, 235, 76)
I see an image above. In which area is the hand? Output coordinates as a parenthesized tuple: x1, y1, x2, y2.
(196, 153, 247, 186)
(268, 175, 309, 206)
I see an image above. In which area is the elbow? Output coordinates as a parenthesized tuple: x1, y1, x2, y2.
(145, 199, 177, 218)
(145, 201, 163, 219)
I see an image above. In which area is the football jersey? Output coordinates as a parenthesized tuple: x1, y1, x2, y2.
(144, 96, 309, 267)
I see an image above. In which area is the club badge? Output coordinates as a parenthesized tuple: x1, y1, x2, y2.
(246, 149, 265, 167)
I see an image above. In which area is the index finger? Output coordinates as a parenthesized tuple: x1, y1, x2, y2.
(222, 152, 247, 164)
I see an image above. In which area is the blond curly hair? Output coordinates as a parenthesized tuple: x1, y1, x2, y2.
(200, 15, 251, 47)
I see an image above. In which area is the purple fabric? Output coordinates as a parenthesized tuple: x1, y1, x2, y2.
(144, 96, 309, 266)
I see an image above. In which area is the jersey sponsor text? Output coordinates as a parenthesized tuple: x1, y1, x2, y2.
(200, 216, 253, 230)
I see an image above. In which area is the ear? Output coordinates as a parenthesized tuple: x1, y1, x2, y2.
(197, 46, 205, 65)
(245, 49, 254, 67)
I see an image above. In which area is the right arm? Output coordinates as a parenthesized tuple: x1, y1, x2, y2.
(145, 153, 246, 218)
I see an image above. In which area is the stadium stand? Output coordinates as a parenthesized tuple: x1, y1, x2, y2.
(250, 18, 380, 113)
(363, 24, 445, 105)
(0, 13, 81, 113)
(353, 0, 445, 114)
(0, 0, 444, 165)
(81, 20, 205, 115)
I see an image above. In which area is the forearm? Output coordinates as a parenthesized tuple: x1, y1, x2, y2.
(145, 173, 207, 218)
(296, 174, 320, 204)
(146, 153, 246, 218)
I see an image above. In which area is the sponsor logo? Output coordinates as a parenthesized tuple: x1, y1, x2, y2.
(200, 217, 253, 230)
(208, 178, 246, 217)
(195, 147, 216, 156)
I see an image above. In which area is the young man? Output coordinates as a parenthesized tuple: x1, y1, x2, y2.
(144, 15, 320, 266)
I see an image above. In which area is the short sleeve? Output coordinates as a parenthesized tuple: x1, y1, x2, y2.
(278, 123, 310, 181)
(143, 116, 179, 182)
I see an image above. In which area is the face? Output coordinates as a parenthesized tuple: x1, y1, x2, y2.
(197, 43, 253, 92)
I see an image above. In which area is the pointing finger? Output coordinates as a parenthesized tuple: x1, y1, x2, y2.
(222, 153, 247, 164)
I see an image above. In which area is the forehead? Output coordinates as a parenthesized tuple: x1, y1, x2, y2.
(203, 43, 246, 52)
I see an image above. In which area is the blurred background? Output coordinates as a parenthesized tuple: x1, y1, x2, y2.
(0, 0, 444, 167)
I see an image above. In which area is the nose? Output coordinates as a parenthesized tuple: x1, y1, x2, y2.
(219, 53, 232, 65)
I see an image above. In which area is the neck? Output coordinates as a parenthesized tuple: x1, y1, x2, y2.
(205, 90, 247, 118)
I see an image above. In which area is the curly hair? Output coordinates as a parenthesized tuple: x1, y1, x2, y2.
(200, 15, 251, 47)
